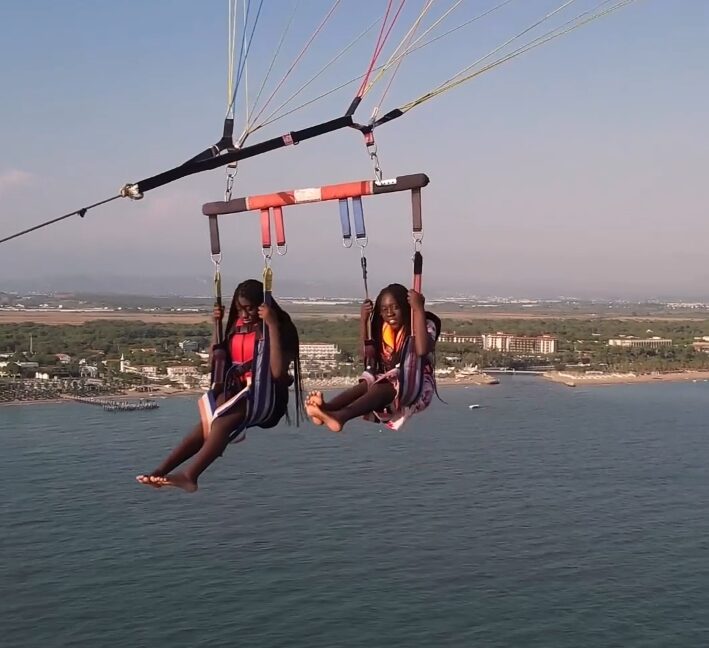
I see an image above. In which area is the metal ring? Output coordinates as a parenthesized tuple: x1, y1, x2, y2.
(357, 237, 369, 251)
(342, 237, 353, 249)
(413, 232, 423, 252)
(211, 253, 222, 266)
(276, 243, 288, 256)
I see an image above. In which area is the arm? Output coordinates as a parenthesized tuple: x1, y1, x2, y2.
(259, 305, 289, 381)
(359, 299, 374, 355)
(408, 290, 433, 357)
(209, 305, 225, 364)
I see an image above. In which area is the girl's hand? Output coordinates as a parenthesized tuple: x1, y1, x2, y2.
(213, 305, 224, 320)
(258, 304, 278, 327)
(360, 299, 373, 320)
(408, 289, 425, 312)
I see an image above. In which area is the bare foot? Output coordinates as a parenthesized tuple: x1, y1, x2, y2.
(305, 391, 324, 425)
(310, 404, 343, 433)
(308, 390, 324, 407)
(136, 473, 163, 489)
(154, 472, 198, 493)
(305, 402, 323, 425)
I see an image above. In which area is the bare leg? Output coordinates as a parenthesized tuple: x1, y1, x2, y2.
(322, 381, 368, 410)
(157, 403, 247, 493)
(156, 422, 204, 473)
(305, 382, 369, 426)
(137, 393, 231, 488)
(136, 421, 205, 488)
(310, 382, 396, 433)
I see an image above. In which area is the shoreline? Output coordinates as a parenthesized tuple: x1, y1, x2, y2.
(4, 369, 709, 406)
(304, 372, 499, 391)
(0, 374, 500, 407)
(543, 370, 709, 387)
(0, 388, 204, 408)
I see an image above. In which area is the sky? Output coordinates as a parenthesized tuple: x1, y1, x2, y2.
(0, 0, 707, 299)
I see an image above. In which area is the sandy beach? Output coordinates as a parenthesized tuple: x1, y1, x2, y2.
(544, 370, 709, 387)
(1, 373, 500, 406)
(6, 369, 709, 406)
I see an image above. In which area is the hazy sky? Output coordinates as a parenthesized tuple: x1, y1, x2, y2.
(1, 0, 707, 298)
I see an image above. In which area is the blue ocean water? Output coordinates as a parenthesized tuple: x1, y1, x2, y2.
(2, 377, 709, 647)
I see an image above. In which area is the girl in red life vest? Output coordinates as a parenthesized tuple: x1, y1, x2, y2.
(136, 279, 303, 492)
(305, 283, 440, 432)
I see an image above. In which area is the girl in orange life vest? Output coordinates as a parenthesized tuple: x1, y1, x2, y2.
(305, 283, 440, 432)
(136, 279, 303, 492)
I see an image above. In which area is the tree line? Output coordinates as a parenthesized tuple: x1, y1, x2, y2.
(2, 316, 709, 375)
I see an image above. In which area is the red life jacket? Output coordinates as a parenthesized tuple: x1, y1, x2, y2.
(229, 318, 257, 380)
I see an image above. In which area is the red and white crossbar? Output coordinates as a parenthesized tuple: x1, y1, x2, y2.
(203, 173, 429, 253)
(202, 173, 429, 216)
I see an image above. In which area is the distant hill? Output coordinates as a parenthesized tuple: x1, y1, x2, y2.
(1, 274, 365, 298)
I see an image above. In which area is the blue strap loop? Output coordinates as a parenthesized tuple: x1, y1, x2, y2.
(338, 199, 352, 247)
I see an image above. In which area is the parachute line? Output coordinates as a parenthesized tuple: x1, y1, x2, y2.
(230, 0, 264, 119)
(356, 0, 408, 99)
(256, 0, 523, 130)
(368, 0, 435, 122)
(399, 0, 639, 114)
(248, 18, 379, 136)
(0, 0, 643, 246)
(243, 0, 302, 140)
(246, 0, 344, 131)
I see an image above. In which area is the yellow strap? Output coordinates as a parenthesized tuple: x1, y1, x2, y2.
(263, 265, 273, 294)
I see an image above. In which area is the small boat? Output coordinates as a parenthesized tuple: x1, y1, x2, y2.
(468, 404, 480, 409)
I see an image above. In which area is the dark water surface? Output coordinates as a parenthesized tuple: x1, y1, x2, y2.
(2, 378, 708, 647)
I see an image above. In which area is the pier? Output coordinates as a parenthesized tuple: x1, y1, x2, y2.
(70, 396, 159, 412)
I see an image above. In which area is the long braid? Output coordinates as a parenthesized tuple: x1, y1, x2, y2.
(225, 279, 304, 426)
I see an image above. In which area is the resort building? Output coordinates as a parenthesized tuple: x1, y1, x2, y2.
(482, 333, 558, 355)
(299, 343, 340, 363)
(166, 366, 200, 379)
(166, 365, 201, 386)
(439, 332, 483, 345)
(608, 337, 672, 349)
(439, 331, 557, 354)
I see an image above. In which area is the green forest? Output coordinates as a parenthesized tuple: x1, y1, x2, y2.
(2, 316, 709, 376)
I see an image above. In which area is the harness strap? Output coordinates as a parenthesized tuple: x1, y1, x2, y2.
(398, 335, 424, 408)
(234, 265, 276, 439)
(273, 206, 286, 253)
(208, 216, 222, 257)
(411, 187, 423, 234)
(208, 211, 226, 390)
(352, 197, 366, 240)
(338, 199, 352, 246)
(186, 118, 235, 166)
(223, 359, 253, 391)
(398, 188, 426, 407)
(260, 208, 272, 251)
(223, 267, 277, 443)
